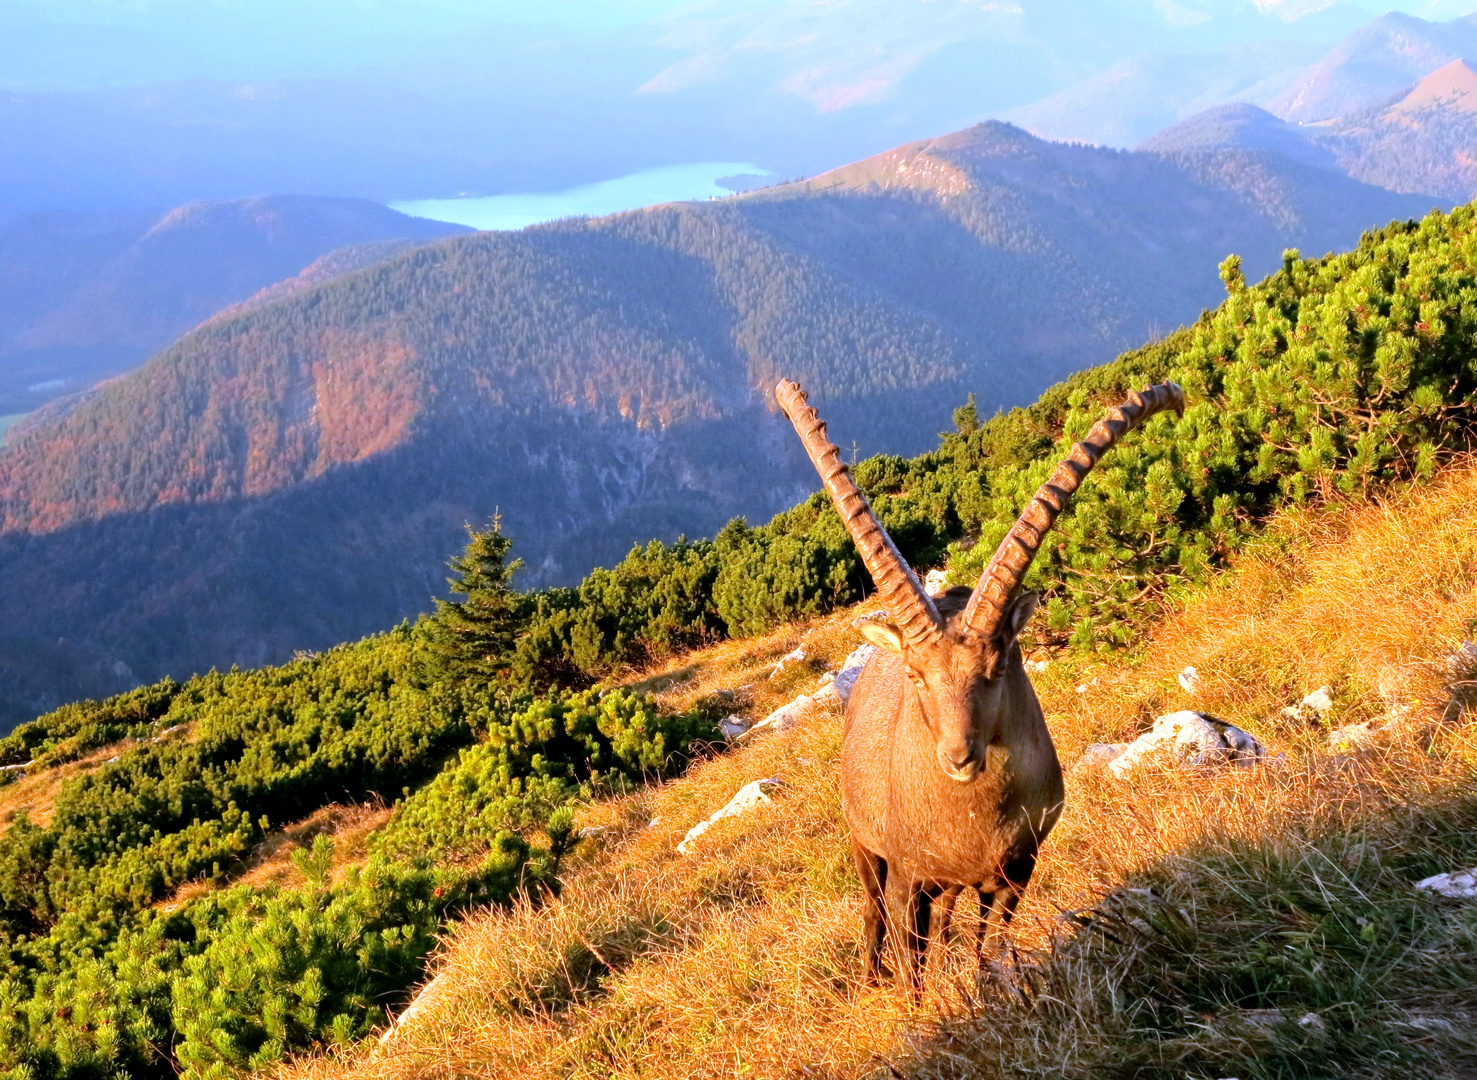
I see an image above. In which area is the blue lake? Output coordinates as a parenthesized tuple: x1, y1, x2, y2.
(392, 162, 771, 232)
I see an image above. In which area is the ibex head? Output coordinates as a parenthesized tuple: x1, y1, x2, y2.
(775, 378, 1185, 782)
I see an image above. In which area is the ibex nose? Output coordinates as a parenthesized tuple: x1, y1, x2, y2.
(938, 746, 980, 782)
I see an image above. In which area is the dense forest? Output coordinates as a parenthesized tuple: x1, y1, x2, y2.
(3, 196, 1477, 1076)
(0, 120, 1440, 724)
(0, 196, 464, 417)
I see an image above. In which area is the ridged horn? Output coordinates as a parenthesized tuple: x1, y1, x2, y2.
(963, 381, 1187, 643)
(775, 379, 943, 648)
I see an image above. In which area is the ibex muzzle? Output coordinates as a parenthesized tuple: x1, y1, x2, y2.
(775, 378, 1185, 982)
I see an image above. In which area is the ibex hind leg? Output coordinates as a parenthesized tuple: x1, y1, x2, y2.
(851, 841, 889, 984)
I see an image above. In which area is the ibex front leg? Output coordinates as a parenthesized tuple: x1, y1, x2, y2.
(851, 841, 889, 984)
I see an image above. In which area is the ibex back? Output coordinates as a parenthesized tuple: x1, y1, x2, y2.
(775, 378, 1185, 981)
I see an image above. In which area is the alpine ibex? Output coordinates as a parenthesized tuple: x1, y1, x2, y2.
(775, 378, 1185, 980)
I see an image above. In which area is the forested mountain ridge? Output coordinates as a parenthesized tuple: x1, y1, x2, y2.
(0, 120, 1439, 724)
(1315, 59, 1477, 204)
(0, 195, 466, 416)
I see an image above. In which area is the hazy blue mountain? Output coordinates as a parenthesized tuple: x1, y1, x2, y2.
(1267, 10, 1477, 122)
(1140, 58, 1477, 203)
(0, 119, 1437, 723)
(0, 195, 466, 415)
(1313, 58, 1477, 201)
(1002, 42, 1324, 147)
(1140, 103, 1340, 170)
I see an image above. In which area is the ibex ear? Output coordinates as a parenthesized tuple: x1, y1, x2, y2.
(995, 591, 1040, 652)
(854, 615, 905, 654)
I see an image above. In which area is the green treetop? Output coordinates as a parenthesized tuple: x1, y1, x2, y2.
(419, 518, 527, 684)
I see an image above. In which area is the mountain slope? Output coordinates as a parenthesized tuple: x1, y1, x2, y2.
(0, 195, 466, 414)
(0, 120, 1438, 723)
(1002, 42, 1322, 148)
(1267, 10, 1477, 122)
(1315, 59, 1477, 202)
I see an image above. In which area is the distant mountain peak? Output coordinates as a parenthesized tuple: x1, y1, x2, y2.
(784, 121, 1041, 198)
(1138, 102, 1337, 171)
(1385, 58, 1477, 118)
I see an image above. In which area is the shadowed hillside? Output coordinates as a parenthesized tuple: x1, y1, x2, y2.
(0, 120, 1439, 723)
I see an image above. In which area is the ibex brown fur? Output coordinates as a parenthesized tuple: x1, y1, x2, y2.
(775, 378, 1186, 981)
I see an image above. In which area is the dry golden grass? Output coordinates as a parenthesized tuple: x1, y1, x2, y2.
(161, 801, 393, 909)
(0, 740, 141, 834)
(278, 465, 1477, 1080)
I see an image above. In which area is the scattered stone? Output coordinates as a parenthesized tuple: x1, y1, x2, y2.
(1025, 658, 1049, 674)
(1107, 711, 1266, 778)
(1416, 867, 1477, 900)
(826, 644, 878, 707)
(1177, 665, 1201, 694)
(1283, 686, 1333, 723)
(1326, 719, 1386, 753)
(379, 971, 447, 1044)
(1074, 678, 1099, 695)
(1297, 1011, 1327, 1035)
(677, 778, 782, 855)
(744, 694, 814, 738)
(924, 568, 951, 595)
(719, 717, 751, 741)
(1447, 641, 1477, 680)
(1071, 742, 1129, 776)
(768, 645, 808, 682)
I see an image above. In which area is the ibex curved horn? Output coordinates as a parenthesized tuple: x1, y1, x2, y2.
(776, 379, 943, 648)
(963, 381, 1186, 643)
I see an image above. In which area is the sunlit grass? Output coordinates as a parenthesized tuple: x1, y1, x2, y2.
(279, 464, 1477, 1080)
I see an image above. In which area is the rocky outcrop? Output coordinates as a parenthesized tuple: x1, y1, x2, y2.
(1076, 711, 1266, 778)
(677, 778, 782, 855)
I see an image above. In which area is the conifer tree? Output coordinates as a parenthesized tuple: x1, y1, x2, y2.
(419, 517, 526, 683)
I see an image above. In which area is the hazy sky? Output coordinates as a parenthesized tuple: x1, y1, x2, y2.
(6, 0, 1477, 91)
(5, 0, 1477, 214)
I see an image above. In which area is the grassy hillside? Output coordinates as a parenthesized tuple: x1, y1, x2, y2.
(282, 458, 1477, 1080)
(0, 122, 1440, 722)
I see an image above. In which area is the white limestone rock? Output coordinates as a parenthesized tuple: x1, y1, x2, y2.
(379, 971, 447, 1044)
(768, 644, 808, 682)
(1283, 686, 1333, 723)
(828, 644, 877, 707)
(1416, 867, 1477, 900)
(1447, 641, 1477, 680)
(719, 717, 751, 741)
(1177, 665, 1201, 694)
(746, 694, 812, 737)
(1107, 710, 1265, 778)
(924, 568, 951, 595)
(1071, 742, 1128, 776)
(678, 778, 782, 855)
(1025, 658, 1049, 674)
